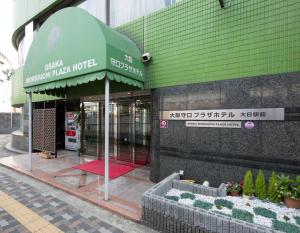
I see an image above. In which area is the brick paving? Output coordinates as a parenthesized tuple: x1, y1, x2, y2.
(0, 172, 153, 233)
(0, 150, 153, 221)
(0, 208, 30, 233)
(0, 165, 156, 233)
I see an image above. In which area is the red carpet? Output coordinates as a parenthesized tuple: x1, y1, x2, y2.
(72, 160, 134, 179)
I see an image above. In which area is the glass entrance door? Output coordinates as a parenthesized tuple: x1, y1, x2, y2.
(117, 100, 134, 163)
(134, 98, 151, 165)
(98, 96, 151, 165)
(83, 102, 99, 156)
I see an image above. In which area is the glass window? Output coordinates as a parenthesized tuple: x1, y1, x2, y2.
(110, 0, 179, 27)
(77, 0, 106, 23)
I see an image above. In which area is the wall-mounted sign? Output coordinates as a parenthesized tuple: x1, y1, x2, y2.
(186, 121, 241, 128)
(160, 120, 168, 128)
(161, 108, 284, 121)
(245, 121, 255, 129)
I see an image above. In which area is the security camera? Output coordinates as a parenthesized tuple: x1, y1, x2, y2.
(141, 52, 151, 63)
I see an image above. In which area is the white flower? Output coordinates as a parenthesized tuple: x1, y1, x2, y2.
(203, 181, 209, 187)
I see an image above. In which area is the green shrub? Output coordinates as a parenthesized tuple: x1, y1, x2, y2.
(294, 216, 300, 226)
(193, 200, 213, 210)
(255, 170, 266, 199)
(272, 219, 300, 233)
(180, 192, 196, 200)
(253, 207, 276, 219)
(232, 209, 254, 223)
(214, 199, 234, 209)
(243, 170, 253, 196)
(268, 171, 281, 203)
(164, 195, 179, 202)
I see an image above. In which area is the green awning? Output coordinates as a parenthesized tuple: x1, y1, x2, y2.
(23, 7, 145, 96)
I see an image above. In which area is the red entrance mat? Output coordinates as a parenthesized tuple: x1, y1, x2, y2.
(72, 160, 135, 179)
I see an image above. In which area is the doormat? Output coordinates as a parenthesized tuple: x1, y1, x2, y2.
(72, 160, 135, 179)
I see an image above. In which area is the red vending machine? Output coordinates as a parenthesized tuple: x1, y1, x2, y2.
(65, 112, 81, 151)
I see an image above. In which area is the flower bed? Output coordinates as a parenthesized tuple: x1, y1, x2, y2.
(165, 188, 300, 233)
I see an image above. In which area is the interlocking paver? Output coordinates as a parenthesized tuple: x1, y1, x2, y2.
(0, 162, 157, 233)
(0, 173, 123, 233)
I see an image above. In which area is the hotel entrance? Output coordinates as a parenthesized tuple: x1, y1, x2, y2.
(83, 91, 151, 166)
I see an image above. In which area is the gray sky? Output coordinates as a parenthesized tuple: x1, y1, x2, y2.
(0, 0, 18, 68)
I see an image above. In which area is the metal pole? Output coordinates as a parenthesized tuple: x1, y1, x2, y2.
(105, 0, 110, 26)
(10, 100, 13, 129)
(96, 102, 99, 158)
(28, 92, 32, 171)
(104, 77, 110, 201)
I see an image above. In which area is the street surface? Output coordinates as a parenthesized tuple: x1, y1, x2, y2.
(0, 134, 156, 233)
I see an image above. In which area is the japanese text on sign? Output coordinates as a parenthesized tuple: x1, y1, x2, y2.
(160, 108, 284, 121)
(110, 57, 143, 77)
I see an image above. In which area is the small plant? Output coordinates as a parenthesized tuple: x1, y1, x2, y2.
(268, 171, 281, 203)
(164, 195, 179, 202)
(193, 200, 213, 210)
(272, 219, 300, 233)
(253, 207, 276, 219)
(255, 170, 266, 199)
(275, 174, 300, 205)
(216, 205, 223, 210)
(232, 208, 254, 223)
(243, 170, 253, 197)
(180, 192, 196, 200)
(214, 199, 234, 209)
(226, 181, 242, 195)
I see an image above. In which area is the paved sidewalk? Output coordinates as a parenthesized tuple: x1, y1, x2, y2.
(0, 166, 156, 233)
(0, 134, 21, 158)
(0, 150, 153, 221)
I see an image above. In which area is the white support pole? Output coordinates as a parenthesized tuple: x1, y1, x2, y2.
(28, 92, 32, 171)
(104, 77, 110, 201)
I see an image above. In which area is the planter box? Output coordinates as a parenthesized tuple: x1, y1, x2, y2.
(142, 173, 278, 233)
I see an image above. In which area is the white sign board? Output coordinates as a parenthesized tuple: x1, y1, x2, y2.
(186, 121, 241, 128)
(161, 108, 284, 121)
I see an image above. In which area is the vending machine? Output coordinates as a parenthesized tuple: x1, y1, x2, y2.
(65, 112, 81, 151)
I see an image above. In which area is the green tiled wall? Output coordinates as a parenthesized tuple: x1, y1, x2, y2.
(11, 67, 59, 106)
(118, 0, 300, 89)
(116, 18, 144, 53)
(12, 0, 300, 105)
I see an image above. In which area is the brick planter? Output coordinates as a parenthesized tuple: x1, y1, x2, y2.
(142, 173, 276, 233)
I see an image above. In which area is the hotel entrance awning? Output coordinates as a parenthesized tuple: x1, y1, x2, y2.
(23, 7, 145, 202)
(23, 7, 145, 96)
